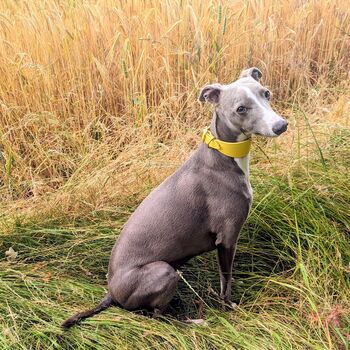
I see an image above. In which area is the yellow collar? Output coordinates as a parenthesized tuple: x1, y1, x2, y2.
(201, 128, 251, 158)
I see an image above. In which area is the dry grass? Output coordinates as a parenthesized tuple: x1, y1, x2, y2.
(0, 0, 349, 222)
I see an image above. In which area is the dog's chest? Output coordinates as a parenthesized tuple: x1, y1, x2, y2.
(234, 155, 253, 201)
(234, 155, 249, 177)
(209, 166, 253, 210)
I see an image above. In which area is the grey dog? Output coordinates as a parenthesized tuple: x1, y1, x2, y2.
(62, 67, 288, 328)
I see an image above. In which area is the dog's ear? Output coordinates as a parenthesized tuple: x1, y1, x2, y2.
(199, 84, 222, 104)
(239, 67, 262, 82)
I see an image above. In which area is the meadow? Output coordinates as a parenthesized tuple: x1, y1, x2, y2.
(0, 0, 349, 349)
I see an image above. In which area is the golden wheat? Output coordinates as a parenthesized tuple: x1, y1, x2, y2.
(0, 0, 349, 221)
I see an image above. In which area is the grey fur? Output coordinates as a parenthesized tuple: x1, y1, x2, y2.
(62, 67, 288, 328)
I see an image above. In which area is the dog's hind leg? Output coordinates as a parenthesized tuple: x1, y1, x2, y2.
(109, 261, 179, 313)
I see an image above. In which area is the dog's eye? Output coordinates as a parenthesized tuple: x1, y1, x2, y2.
(264, 90, 271, 100)
(236, 106, 247, 114)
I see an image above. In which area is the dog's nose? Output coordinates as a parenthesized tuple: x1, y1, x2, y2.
(272, 120, 288, 135)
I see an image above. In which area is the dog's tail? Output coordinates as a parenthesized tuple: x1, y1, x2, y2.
(61, 293, 113, 329)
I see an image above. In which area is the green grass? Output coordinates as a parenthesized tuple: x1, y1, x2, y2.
(1, 158, 349, 349)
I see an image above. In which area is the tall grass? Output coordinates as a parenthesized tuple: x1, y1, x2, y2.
(1, 159, 349, 349)
(0, 0, 349, 349)
(0, 0, 349, 212)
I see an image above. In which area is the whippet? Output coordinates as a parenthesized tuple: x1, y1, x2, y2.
(62, 67, 288, 328)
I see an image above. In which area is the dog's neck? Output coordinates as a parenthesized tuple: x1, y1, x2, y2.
(210, 111, 251, 177)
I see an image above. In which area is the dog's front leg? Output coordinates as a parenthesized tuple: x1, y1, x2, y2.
(217, 244, 236, 304)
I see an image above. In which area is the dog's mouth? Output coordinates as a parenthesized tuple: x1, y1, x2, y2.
(242, 129, 264, 137)
(251, 131, 278, 138)
(241, 127, 288, 138)
(240, 128, 252, 138)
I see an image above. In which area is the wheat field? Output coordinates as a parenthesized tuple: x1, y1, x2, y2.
(0, 0, 349, 349)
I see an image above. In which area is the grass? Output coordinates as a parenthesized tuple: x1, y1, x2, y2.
(0, 0, 350, 349)
(1, 158, 349, 349)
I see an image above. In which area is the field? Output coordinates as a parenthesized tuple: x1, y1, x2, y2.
(0, 0, 349, 349)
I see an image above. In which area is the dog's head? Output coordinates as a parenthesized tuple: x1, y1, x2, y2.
(199, 67, 288, 138)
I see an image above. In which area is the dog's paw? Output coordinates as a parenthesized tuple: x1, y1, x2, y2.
(225, 301, 238, 310)
(184, 318, 208, 326)
(220, 299, 238, 311)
